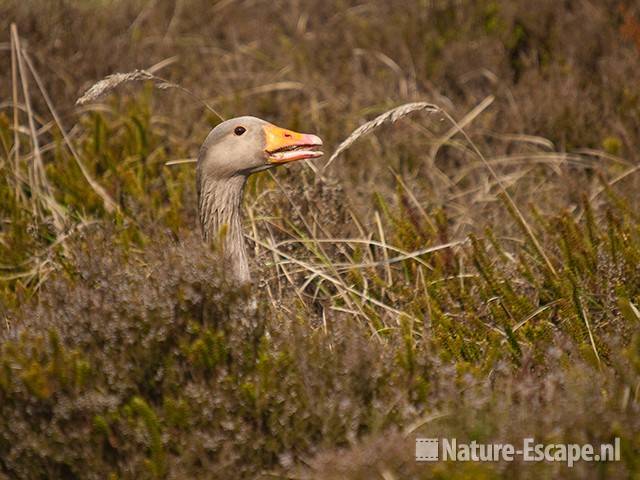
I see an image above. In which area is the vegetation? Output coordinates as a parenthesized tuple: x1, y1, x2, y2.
(1, 0, 639, 478)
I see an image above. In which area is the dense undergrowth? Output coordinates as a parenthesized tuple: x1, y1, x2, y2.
(1, 0, 640, 478)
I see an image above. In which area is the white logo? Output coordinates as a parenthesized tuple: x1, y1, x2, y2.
(415, 437, 620, 467)
(415, 438, 439, 462)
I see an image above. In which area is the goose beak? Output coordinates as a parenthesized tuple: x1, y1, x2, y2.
(264, 124, 323, 164)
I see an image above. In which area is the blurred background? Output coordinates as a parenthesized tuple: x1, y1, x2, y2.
(0, 1, 639, 478)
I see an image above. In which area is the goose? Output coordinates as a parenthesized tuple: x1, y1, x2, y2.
(196, 116, 323, 284)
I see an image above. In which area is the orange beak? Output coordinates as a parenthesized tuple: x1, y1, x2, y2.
(263, 124, 323, 164)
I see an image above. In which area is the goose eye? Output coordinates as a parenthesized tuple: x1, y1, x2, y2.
(234, 126, 246, 136)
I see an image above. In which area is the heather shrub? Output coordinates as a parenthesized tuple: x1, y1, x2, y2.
(1, 0, 640, 478)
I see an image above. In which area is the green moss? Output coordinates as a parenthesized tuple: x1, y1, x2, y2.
(130, 396, 166, 479)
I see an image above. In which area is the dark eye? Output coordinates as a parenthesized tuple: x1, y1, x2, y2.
(234, 126, 246, 136)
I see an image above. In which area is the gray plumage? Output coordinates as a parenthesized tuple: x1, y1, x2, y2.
(196, 116, 322, 284)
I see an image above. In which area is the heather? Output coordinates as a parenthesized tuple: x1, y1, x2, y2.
(0, 1, 639, 478)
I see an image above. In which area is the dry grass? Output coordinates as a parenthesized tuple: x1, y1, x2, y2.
(76, 69, 157, 105)
(324, 101, 439, 168)
(76, 67, 224, 120)
(0, 0, 640, 478)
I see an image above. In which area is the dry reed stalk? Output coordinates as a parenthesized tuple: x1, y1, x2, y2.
(354, 48, 411, 98)
(76, 69, 224, 121)
(207, 81, 304, 105)
(249, 234, 412, 322)
(589, 164, 640, 203)
(375, 210, 393, 287)
(12, 24, 65, 232)
(267, 171, 339, 270)
(437, 104, 558, 278)
(325, 98, 558, 278)
(10, 24, 22, 202)
(164, 158, 197, 166)
(429, 95, 494, 160)
(389, 166, 436, 231)
(578, 295, 602, 370)
(22, 50, 119, 214)
(260, 172, 363, 315)
(271, 237, 462, 271)
(570, 163, 640, 222)
(323, 101, 439, 170)
(76, 70, 154, 104)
